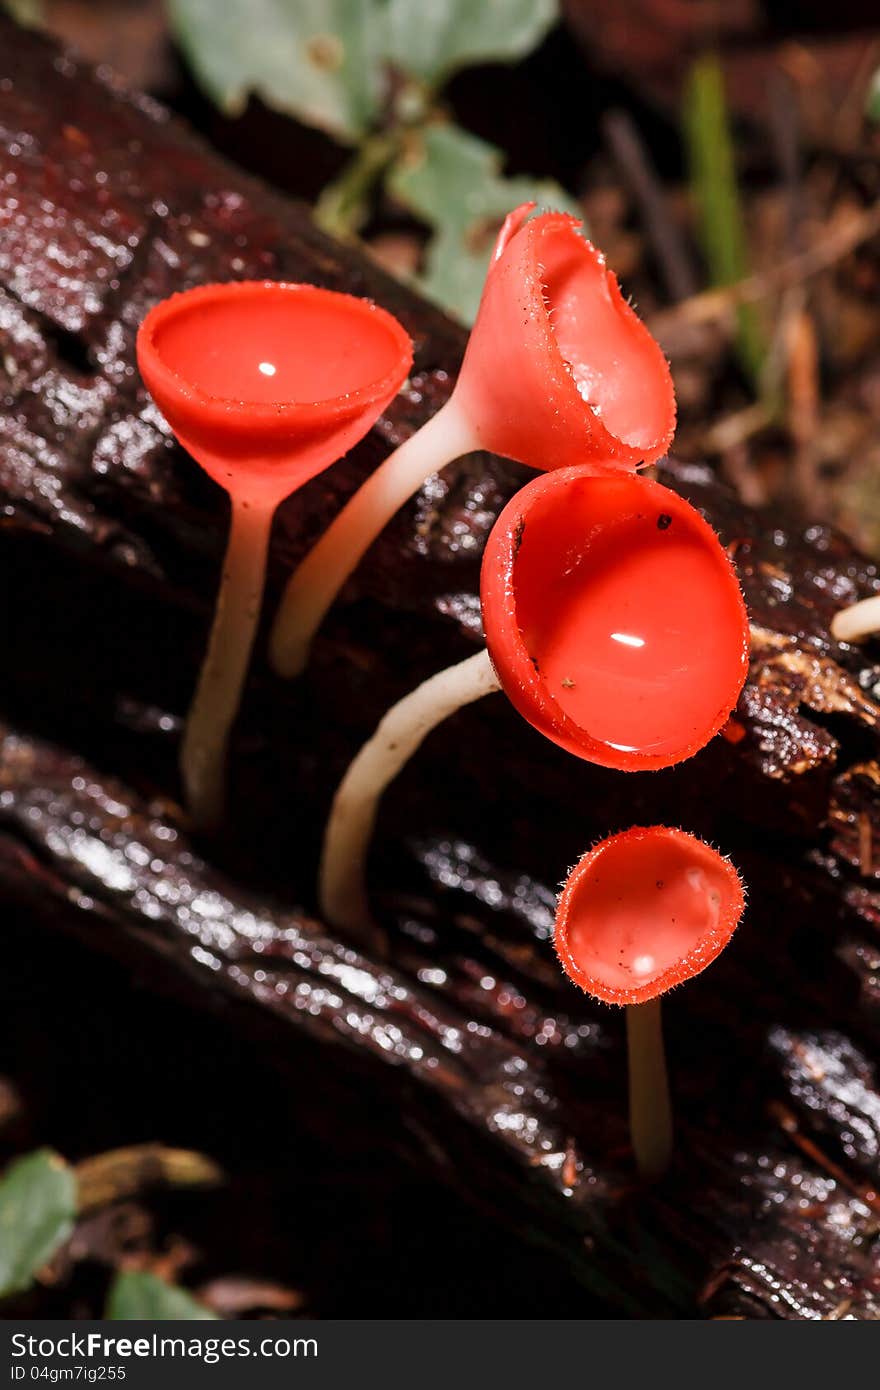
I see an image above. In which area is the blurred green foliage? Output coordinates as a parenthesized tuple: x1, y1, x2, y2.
(683, 53, 766, 385)
(167, 0, 557, 141)
(0, 1148, 76, 1299)
(0, 1147, 217, 1315)
(166, 0, 578, 320)
(106, 1271, 218, 1319)
(389, 123, 579, 321)
(1, 0, 42, 25)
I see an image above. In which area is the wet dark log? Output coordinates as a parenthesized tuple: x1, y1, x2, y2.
(2, 726, 879, 1318)
(2, 19, 880, 1316)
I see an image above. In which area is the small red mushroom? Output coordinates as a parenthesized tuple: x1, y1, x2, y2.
(555, 826, 745, 1177)
(456, 203, 676, 470)
(137, 280, 412, 829)
(269, 202, 676, 678)
(481, 465, 750, 771)
(319, 465, 749, 935)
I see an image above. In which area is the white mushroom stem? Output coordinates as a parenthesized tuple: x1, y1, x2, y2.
(181, 496, 274, 832)
(320, 648, 501, 937)
(269, 396, 476, 679)
(830, 595, 880, 644)
(626, 998, 673, 1181)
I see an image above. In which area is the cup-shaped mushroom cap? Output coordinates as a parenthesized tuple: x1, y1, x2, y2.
(480, 466, 750, 771)
(555, 826, 745, 1006)
(453, 204, 675, 472)
(137, 281, 413, 506)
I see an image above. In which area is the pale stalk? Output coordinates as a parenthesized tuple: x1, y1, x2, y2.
(181, 496, 273, 832)
(831, 595, 880, 644)
(626, 998, 673, 1180)
(320, 648, 500, 937)
(270, 397, 476, 678)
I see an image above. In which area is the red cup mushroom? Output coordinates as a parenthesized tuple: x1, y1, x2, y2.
(319, 465, 749, 936)
(137, 280, 412, 829)
(269, 203, 676, 678)
(555, 826, 745, 1178)
(481, 465, 750, 771)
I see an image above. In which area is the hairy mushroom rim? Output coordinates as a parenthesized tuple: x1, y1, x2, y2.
(531, 214, 676, 457)
(554, 826, 746, 1007)
(555, 826, 746, 1179)
(481, 468, 751, 771)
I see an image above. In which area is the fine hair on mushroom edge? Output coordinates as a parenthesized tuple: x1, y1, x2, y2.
(268, 202, 676, 679)
(320, 465, 750, 940)
(137, 280, 412, 831)
(555, 827, 746, 1179)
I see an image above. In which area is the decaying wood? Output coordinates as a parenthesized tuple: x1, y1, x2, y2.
(1, 20, 880, 1316)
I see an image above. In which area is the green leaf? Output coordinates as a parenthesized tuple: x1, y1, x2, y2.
(106, 1271, 218, 1320)
(388, 122, 579, 322)
(315, 132, 398, 238)
(683, 53, 765, 385)
(166, 0, 384, 141)
(867, 67, 880, 123)
(0, 1149, 77, 1298)
(1, 0, 42, 23)
(385, 0, 558, 86)
(167, 0, 558, 139)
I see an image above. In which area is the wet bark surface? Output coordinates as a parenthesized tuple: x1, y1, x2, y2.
(1, 20, 880, 1316)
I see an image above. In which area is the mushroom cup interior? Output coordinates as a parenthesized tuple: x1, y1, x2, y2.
(148, 282, 410, 408)
(539, 224, 673, 457)
(500, 470, 749, 768)
(555, 827, 744, 1005)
